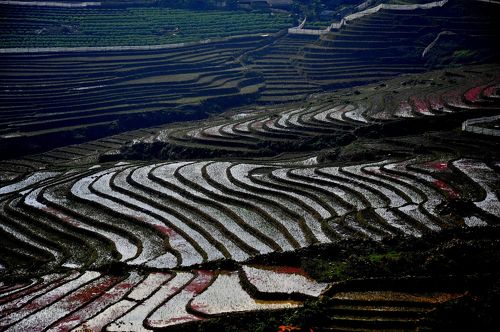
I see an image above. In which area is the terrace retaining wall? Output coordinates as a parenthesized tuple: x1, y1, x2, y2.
(0, 0, 101, 7)
(422, 31, 456, 57)
(476, 0, 500, 4)
(0, 33, 273, 54)
(338, 0, 448, 26)
(462, 115, 500, 136)
(289, 0, 448, 35)
(288, 28, 328, 36)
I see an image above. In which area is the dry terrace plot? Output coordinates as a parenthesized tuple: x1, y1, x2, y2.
(250, 1, 500, 102)
(1, 0, 499, 159)
(0, 35, 269, 157)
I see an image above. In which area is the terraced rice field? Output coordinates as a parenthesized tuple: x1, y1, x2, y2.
(0, 35, 269, 157)
(1, 63, 500, 325)
(2, 153, 499, 269)
(1, 152, 494, 330)
(125, 64, 500, 157)
(250, 1, 500, 101)
(0, 266, 321, 331)
(1, 63, 497, 191)
(0, 263, 468, 331)
(1, 0, 500, 330)
(1, 57, 499, 328)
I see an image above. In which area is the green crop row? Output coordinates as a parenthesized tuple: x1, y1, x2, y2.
(0, 6, 293, 48)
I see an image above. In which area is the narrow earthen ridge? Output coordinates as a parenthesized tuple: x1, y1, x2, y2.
(462, 115, 500, 136)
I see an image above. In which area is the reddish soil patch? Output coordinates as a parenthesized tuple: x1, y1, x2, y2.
(185, 270, 214, 293)
(433, 180, 459, 199)
(465, 86, 483, 103)
(428, 161, 449, 171)
(410, 97, 430, 113)
(269, 266, 309, 276)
